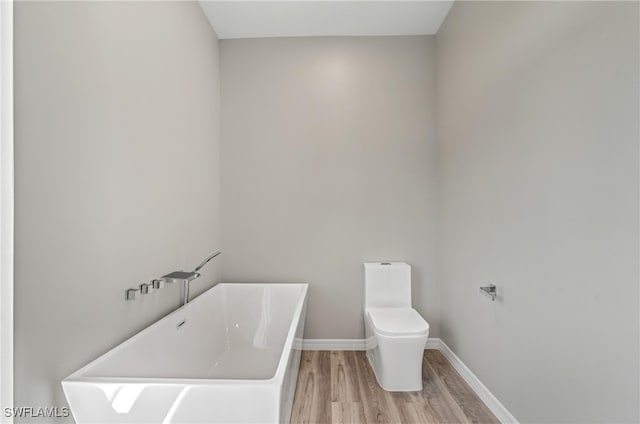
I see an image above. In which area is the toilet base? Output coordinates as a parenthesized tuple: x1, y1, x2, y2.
(365, 325, 428, 392)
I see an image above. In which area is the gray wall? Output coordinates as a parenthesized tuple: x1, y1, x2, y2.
(436, 2, 639, 423)
(220, 36, 438, 339)
(14, 1, 221, 420)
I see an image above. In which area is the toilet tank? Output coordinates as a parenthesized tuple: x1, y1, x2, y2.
(364, 262, 411, 309)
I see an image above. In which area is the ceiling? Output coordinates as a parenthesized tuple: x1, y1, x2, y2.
(199, 1, 454, 39)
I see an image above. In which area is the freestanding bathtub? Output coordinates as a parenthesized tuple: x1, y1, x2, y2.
(62, 283, 308, 424)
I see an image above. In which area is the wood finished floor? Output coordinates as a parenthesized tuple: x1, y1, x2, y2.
(290, 350, 499, 424)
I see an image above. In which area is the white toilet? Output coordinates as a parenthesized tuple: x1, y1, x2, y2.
(364, 262, 429, 392)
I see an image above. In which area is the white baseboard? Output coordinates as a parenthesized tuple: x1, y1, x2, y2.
(302, 338, 442, 351)
(303, 338, 365, 350)
(432, 340, 518, 424)
(301, 337, 518, 424)
(424, 338, 440, 350)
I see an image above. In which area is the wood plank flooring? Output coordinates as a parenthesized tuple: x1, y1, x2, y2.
(290, 350, 499, 424)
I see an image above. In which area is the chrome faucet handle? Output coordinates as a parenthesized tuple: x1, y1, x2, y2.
(125, 288, 139, 301)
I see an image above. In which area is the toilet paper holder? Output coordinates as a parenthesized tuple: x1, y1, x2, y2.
(480, 284, 497, 301)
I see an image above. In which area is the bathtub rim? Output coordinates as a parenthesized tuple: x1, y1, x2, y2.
(62, 282, 308, 386)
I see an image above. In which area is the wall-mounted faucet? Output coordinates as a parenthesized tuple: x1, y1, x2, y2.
(125, 251, 222, 304)
(157, 270, 201, 306)
(154, 251, 221, 306)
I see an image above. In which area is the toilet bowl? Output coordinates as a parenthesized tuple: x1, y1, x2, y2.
(364, 262, 429, 392)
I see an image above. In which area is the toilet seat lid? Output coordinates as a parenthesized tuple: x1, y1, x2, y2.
(368, 308, 429, 337)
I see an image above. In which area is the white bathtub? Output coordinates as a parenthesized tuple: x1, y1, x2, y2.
(62, 283, 308, 424)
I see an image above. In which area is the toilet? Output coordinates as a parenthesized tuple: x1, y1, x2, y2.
(364, 262, 429, 392)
